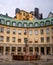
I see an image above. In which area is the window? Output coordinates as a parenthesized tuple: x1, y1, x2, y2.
(6, 21, 10, 25)
(46, 28, 49, 34)
(29, 30, 32, 35)
(0, 27, 4, 33)
(35, 30, 38, 35)
(29, 41, 32, 43)
(12, 37, 16, 42)
(41, 37, 44, 43)
(40, 29, 44, 35)
(0, 19, 4, 24)
(24, 38, 28, 43)
(46, 37, 50, 42)
(18, 39, 21, 42)
(0, 36, 4, 42)
(6, 37, 10, 42)
(12, 29, 16, 34)
(34, 22, 38, 27)
(29, 23, 33, 27)
(52, 28, 53, 33)
(46, 21, 50, 25)
(23, 23, 27, 27)
(23, 47, 26, 52)
(52, 36, 53, 42)
(12, 22, 16, 26)
(18, 23, 22, 27)
(18, 30, 21, 35)
(40, 22, 44, 26)
(12, 47, 15, 51)
(51, 20, 53, 24)
(18, 47, 21, 52)
(29, 47, 33, 52)
(24, 30, 27, 35)
(6, 28, 10, 34)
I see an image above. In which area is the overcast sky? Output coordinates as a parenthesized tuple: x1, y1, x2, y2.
(0, 0, 53, 18)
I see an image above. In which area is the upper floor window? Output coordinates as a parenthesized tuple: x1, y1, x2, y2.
(18, 23, 22, 27)
(29, 47, 33, 52)
(35, 30, 38, 35)
(12, 37, 16, 42)
(29, 23, 33, 27)
(6, 36, 10, 42)
(29, 30, 32, 35)
(6, 28, 10, 34)
(34, 22, 38, 27)
(18, 39, 21, 43)
(46, 37, 50, 42)
(51, 20, 53, 24)
(12, 22, 16, 26)
(40, 29, 44, 35)
(12, 29, 16, 34)
(52, 28, 53, 33)
(23, 23, 27, 27)
(41, 37, 44, 43)
(40, 22, 44, 26)
(0, 27, 4, 33)
(6, 21, 10, 25)
(18, 30, 21, 35)
(46, 20, 50, 25)
(18, 47, 21, 52)
(46, 28, 49, 34)
(0, 36, 4, 42)
(0, 19, 4, 24)
(24, 30, 27, 35)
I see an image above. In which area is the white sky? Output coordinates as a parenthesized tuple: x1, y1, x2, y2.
(0, 0, 53, 18)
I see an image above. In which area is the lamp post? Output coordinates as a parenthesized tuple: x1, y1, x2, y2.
(24, 38, 28, 55)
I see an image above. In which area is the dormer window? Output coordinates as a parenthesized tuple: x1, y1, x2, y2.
(29, 23, 33, 27)
(46, 20, 50, 25)
(6, 21, 10, 25)
(12, 22, 16, 26)
(18, 22, 22, 27)
(0, 19, 4, 24)
(40, 22, 44, 26)
(34, 22, 38, 27)
(23, 23, 27, 27)
(51, 20, 53, 24)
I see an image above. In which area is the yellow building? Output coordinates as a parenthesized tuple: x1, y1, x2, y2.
(0, 14, 53, 56)
(15, 8, 34, 20)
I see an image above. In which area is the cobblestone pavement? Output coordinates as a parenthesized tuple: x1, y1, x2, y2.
(0, 60, 53, 65)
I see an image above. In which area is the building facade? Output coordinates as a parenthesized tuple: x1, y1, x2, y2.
(0, 15, 53, 56)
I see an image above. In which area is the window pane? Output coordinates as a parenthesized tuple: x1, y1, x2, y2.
(12, 22, 16, 26)
(0, 36, 4, 42)
(40, 22, 44, 26)
(29, 23, 33, 27)
(34, 23, 38, 27)
(6, 28, 10, 34)
(35, 30, 38, 35)
(6, 21, 10, 25)
(18, 23, 22, 27)
(46, 28, 49, 34)
(29, 30, 32, 35)
(24, 23, 27, 27)
(12, 29, 16, 34)
(0, 27, 4, 33)
(40, 29, 44, 35)
(1, 19, 4, 24)
(18, 30, 21, 35)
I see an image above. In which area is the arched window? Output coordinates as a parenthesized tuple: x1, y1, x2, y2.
(12, 22, 16, 26)
(29, 23, 33, 27)
(40, 21, 44, 26)
(46, 20, 50, 25)
(34, 22, 38, 27)
(0, 19, 4, 24)
(6, 20, 10, 25)
(18, 22, 22, 27)
(51, 20, 53, 24)
(23, 23, 27, 27)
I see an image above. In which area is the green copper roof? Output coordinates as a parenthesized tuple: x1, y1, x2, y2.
(0, 14, 53, 27)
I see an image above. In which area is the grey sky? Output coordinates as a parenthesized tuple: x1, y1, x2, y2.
(0, 0, 53, 18)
